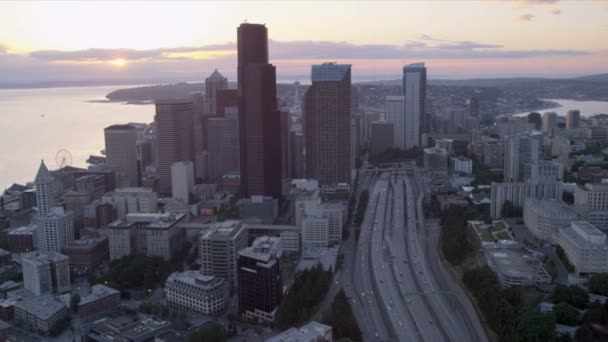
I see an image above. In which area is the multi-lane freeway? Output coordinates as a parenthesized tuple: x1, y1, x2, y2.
(345, 170, 487, 341)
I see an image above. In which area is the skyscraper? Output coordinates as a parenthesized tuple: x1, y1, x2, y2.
(207, 114, 240, 179)
(237, 23, 282, 198)
(155, 98, 195, 194)
(32, 161, 74, 253)
(503, 132, 542, 182)
(205, 69, 228, 115)
(104, 125, 139, 188)
(171, 161, 194, 203)
(403, 62, 427, 149)
(566, 110, 581, 129)
(385, 96, 405, 149)
(304, 63, 352, 187)
(542, 112, 558, 137)
(466, 97, 480, 118)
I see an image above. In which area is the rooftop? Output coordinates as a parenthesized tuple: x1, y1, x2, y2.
(404, 62, 426, 69)
(525, 198, 577, 219)
(239, 236, 282, 263)
(15, 294, 66, 320)
(311, 63, 351, 82)
(266, 321, 331, 342)
(487, 248, 548, 282)
(9, 225, 38, 235)
(105, 124, 135, 131)
(22, 251, 69, 265)
(561, 221, 607, 246)
(166, 271, 225, 289)
(80, 284, 120, 306)
(201, 220, 246, 240)
(34, 160, 54, 184)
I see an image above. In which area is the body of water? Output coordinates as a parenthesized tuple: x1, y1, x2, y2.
(0, 86, 154, 189)
(512, 99, 608, 118)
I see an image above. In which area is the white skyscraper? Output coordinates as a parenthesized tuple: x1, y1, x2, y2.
(22, 251, 71, 296)
(171, 161, 194, 203)
(385, 96, 405, 149)
(403, 63, 427, 149)
(32, 161, 74, 253)
(503, 132, 542, 182)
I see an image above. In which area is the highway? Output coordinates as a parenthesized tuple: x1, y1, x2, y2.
(347, 170, 488, 341)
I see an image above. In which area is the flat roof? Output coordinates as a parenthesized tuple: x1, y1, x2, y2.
(487, 248, 543, 280)
(22, 251, 69, 265)
(80, 284, 120, 306)
(15, 294, 66, 320)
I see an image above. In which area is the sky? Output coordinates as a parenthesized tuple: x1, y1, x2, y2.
(0, 0, 607, 83)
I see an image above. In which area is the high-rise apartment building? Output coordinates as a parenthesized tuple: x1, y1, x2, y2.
(104, 125, 139, 188)
(205, 69, 228, 115)
(385, 96, 405, 149)
(237, 23, 282, 198)
(466, 97, 480, 118)
(171, 161, 194, 203)
(566, 110, 581, 129)
(22, 251, 71, 296)
(32, 161, 74, 253)
(200, 220, 248, 290)
(207, 115, 240, 179)
(503, 132, 542, 182)
(304, 63, 352, 187)
(542, 112, 558, 137)
(403, 62, 427, 148)
(238, 236, 282, 322)
(155, 98, 195, 194)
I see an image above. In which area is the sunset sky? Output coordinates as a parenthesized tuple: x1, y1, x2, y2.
(1, 0, 607, 83)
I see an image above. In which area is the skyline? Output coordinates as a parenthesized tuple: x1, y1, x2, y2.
(1, 0, 608, 83)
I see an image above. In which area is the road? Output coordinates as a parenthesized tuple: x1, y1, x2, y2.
(345, 170, 488, 341)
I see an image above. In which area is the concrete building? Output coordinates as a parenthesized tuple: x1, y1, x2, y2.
(524, 160, 563, 182)
(294, 188, 345, 246)
(165, 271, 228, 316)
(171, 161, 194, 203)
(423, 147, 448, 175)
(385, 96, 405, 149)
(22, 251, 70, 296)
(485, 246, 551, 287)
(200, 220, 248, 290)
(155, 98, 195, 194)
(104, 124, 139, 188)
(238, 23, 282, 199)
(575, 183, 608, 231)
(542, 112, 558, 137)
(481, 137, 504, 169)
(267, 321, 333, 342)
(107, 212, 186, 261)
(491, 181, 563, 218)
(205, 69, 228, 114)
(370, 121, 394, 155)
(556, 221, 608, 275)
(86, 316, 171, 342)
(452, 156, 473, 175)
(32, 161, 74, 253)
(503, 132, 542, 182)
(78, 284, 120, 319)
(208, 115, 240, 179)
(566, 110, 581, 129)
(301, 214, 330, 248)
(304, 63, 352, 187)
(84, 200, 117, 228)
(238, 236, 282, 322)
(403, 62, 426, 148)
(8, 225, 37, 253)
(238, 196, 278, 222)
(247, 224, 301, 254)
(523, 198, 578, 242)
(435, 139, 453, 155)
(101, 187, 158, 219)
(14, 294, 68, 335)
(62, 237, 109, 274)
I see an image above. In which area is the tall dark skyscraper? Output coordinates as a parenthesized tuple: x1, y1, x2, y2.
(304, 63, 352, 186)
(237, 23, 282, 198)
(403, 63, 427, 148)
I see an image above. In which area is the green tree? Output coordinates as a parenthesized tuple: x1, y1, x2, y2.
(588, 273, 608, 296)
(554, 302, 580, 326)
(512, 305, 555, 342)
(322, 289, 362, 341)
(70, 294, 81, 313)
(189, 323, 227, 342)
(551, 285, 589, 309)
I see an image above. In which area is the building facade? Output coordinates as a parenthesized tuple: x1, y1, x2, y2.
(385, 96, 405, 149)
(165, 271, 228, 316)
(200, 220, 248, 290)
(523, 198, 578, 242)
(104, 124, 139, 188)
(403, 62, 426, 148)
(208, 115, 240, 179)
(22, 251, 71, 295)
(557, 221, 608, 275)
(171, 161, 194, 203)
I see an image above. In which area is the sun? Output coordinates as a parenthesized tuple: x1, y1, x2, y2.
(109, 58, 127, 67)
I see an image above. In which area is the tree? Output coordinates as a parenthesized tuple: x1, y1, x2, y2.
(189, 323, 227, 342)
(554, 302, 580, 326)
(322, 290, 362, 341)
(512, 305, 555, 342)
(551, 285, 589, 309)
(588, 273, 608, 296)
(502, 201, 522, 218)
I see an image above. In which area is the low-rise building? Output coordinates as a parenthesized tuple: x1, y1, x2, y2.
(0, 298, 17, 321)
(451, 156, 473, 175)
(484, 246, 551, 287)
(78, 284, 120, 319)
(266, 321, 333, 342)
(85, 316, 172, 342)
(62, 237, 109, 274)
(556, 221, 608, 275)
(14, 294, 68, 335)
(490, 180, 563, 218)
(523, 198, 578, 242)
(165, 271, 228, 316)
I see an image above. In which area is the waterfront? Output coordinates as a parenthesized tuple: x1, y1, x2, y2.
(0, 86, 154, 189)
(512, 98, 608, 118)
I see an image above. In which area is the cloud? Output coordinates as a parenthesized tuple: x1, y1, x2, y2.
(523, 0, 559, 4)
(551, 8, 561, 14)
(515, 13, 535, 21)
(0, 44, 7, 54)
